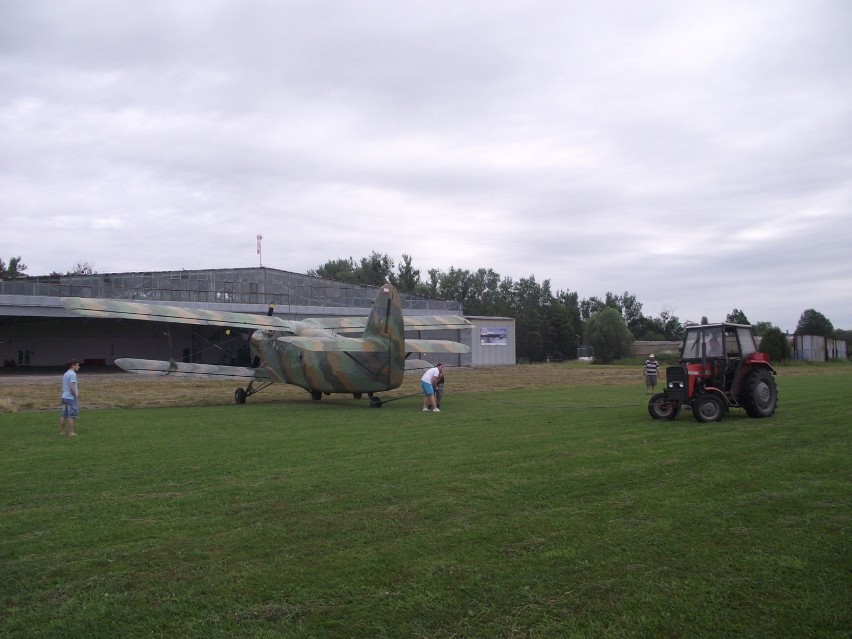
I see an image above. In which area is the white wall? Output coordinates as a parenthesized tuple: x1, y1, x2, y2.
(463, 317, 516, 366)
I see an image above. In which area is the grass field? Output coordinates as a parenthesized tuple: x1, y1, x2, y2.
(1, 364, 850, 638)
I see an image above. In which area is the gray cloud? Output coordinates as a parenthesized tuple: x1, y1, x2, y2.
(2, 0, 851, 330)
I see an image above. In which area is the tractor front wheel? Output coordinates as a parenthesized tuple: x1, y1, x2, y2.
(648, 393, 680, 420)
(742, 369, 778, 418)
(693, 393, 725, 423)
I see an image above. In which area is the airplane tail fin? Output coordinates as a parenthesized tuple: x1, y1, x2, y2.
(363, 284, 406, 387)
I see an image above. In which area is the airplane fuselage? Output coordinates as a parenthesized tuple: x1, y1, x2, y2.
(250, 329, 404, 394)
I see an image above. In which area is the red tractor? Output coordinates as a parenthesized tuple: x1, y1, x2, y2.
(648, 323, 778, 423)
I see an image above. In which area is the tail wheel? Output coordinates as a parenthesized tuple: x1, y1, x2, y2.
(310, 390, 322, 401)
(693, 393, 724, 423)
(742, 369, 778, 417)
(648, 393, 680, 420)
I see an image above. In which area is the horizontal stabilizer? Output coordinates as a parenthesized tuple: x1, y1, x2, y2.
(115, 358, 276, 381)
(405, 338, 471, 354)
(404, 359, 433, 371)
(62, 298, 290, 330)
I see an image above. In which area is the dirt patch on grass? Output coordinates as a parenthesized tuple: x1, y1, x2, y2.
(0, 361, 842, 413)
(0, 364, 641, 412)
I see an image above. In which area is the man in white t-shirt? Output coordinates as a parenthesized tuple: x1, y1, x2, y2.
(420, 363, 444, 413)
(59, 359, 81, 436)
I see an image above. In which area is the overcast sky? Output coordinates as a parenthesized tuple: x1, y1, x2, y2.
(2, 1, 850, 331)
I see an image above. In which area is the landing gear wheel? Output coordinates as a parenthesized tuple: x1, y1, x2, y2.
(369, 396, 382, 408)
(742, 370, 777, 418)
(310, 390, 322, 401)
(234, 388, 247, 405)
(693, 393, 724, 423)
(648, 393, 680, 420)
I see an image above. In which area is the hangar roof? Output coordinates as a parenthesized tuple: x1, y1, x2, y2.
(0, 267, 463, 318)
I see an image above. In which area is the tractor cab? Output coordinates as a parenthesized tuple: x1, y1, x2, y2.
(649, 323, 777, 423)
(680, 324, 758, 390)
(681, 324, 757, 361)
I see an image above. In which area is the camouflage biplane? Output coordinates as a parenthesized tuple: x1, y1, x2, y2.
(61, 283, 471, 407)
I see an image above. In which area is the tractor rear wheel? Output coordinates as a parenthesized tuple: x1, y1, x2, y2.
(648, 393, 680, 420)
(742, 369, 777, 418)
(693, 393, 725, 423)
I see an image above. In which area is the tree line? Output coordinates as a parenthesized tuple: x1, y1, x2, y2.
(0, 257, 96, 279)
(307, 252, 845, 363)
(2, 253, 845, 363)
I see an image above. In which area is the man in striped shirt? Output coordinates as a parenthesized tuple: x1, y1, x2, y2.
(644, 354, 660, 395)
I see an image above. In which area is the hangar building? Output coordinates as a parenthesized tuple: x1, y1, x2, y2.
(0, 267, 516, 369)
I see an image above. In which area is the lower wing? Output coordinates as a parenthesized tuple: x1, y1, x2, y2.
(115, 358, 276, 381)
(404, 338, 470, 354)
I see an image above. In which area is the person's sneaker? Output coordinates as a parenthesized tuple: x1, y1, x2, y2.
(433, 408, 440, 413)
(68, 432, 77, 437)
(423, 408, 430, 412)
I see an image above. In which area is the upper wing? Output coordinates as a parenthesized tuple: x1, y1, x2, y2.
(61, 297, 292, 330)
(62, 298, 471, 333)
(115, 358, 277, 381)
(403, 315, 473, 330)
(276, 336, 387, 352)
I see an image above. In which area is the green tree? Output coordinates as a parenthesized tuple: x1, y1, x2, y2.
(307, 257, 358, 283)
(557, 290, 583, 345)
(759, 327, 790, 362)
(435, 267, 473, 307)
(512, 276, 546, 362)
(584, 307, 634, 364)
(0, 256, 27, 279)
(460, 268, 504, 316)
(603, 291, 644, 334)
(422, 268, 441, 299)
(67, 261, 97, 275)
(580, 296, 605, 321)
(651, 307, 684, 341)
(394, 254, 420, 293)
(751, 321, 776, 337)
(836, 329, 852, 360)
(631, 316, 666, 341)
(795, 309, 834, 337)
(356, 251, 395, 286)
(546, 303, 577, 358)
(726, 308, 749, 324)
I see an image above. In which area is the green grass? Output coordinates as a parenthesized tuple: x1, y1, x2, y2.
(1, 373, 850, 638)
